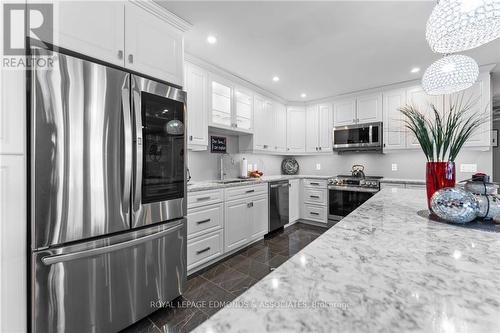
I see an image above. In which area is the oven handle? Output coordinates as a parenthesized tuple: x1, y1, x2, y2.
(328, 186, 379, 194)
(131, 77, 143, 213)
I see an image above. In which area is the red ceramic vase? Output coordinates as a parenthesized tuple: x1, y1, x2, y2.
(426, 161, 456, 211)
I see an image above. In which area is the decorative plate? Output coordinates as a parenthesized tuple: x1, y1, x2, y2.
(281, 158, 299, 175)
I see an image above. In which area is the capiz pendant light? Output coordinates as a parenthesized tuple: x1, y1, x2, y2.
(426, 0, 500, 53)
(421, 54, 479, 95)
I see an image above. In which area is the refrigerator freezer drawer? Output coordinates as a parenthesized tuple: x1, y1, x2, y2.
(32, 219, 186, 333)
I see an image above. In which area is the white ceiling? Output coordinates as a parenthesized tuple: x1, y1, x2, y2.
(159, 1, 500, 102)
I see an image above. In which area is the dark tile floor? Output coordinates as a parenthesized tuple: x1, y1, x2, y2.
(121, 222, 329, 333)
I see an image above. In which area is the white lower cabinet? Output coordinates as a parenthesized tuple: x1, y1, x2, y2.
(187, 189, 224, 272)
(187, 184, 269, 272)
(187, 203, 223, 239)
(248, 195, 269, 241)
(300, 179, 328, 224)
(289, 179, 300, 223)
(225, 197, 251, 252)
(225, 187, 269, 252)
(187, 229, 223, 272)
(302, 203, 328, 223)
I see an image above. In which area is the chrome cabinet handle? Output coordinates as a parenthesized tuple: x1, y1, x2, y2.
(247, 202, 254, 208)
(245, 189, 255, 193)
(319, 147, 322, 151)
(263, 144, 268, 149)
(118, 50, 123, 59)
(310, 195, 320, 198)
(189, 135, 193, 141)
(128, 54, 134, 63)
(310, 182, 320, 186)
(41, 221, 184, 265)
(196, 218, 211, 225)
(310, 212, 319, 216)
(196, 196, 211, 201)
(196, 247, 211, 255)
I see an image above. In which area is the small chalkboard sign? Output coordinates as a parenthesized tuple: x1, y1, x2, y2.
(210, 136, 227, 153)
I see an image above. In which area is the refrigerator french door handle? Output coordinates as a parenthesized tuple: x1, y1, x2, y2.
(132, 78, 143, 213)
(41, 221, 184, 266)
(122, 76, 132, 219)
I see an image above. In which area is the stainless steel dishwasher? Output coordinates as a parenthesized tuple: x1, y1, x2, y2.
(268, 180, 290, 234)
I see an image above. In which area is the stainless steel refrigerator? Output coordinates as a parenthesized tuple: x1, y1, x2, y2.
(30, 49, 187, 333)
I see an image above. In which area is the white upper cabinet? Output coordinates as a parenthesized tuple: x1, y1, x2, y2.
(356, 93, 383, 123)
(383, 88, 407, 150)
(235, 88, 253, 131)
(306, 104, 332, 153)
(334, 93, 382, 127)
(305, 105, 319, 153)
(52, 1, 125, 67)
(286, 106, 306, 153)
(273, 102, 287, 153)
(184, 62, 208, 150)
(125, 2, 184, 85)
(445, 72, 491, 147)
(50, 1, 187, 85)
(252, 95, 267, 150)
(405, 85, 443, 148)
(208, 76, 254, 133)
(318, 104, 333, 151)
(209, 76, 233, 128)
(333, 98, 356, 126)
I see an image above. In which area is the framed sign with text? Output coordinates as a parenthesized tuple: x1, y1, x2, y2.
(210, 136, 227, 153)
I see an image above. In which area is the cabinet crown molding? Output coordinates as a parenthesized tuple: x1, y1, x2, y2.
(129, 0, 192, 32)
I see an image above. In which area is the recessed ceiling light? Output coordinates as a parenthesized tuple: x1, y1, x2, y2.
(207, 35, 217, 44)
(300, 93, 307, 98)
(411, 67, 421, 73)
(272, 76, 280, 82)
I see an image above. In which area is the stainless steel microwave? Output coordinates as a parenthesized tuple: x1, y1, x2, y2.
(332, 122, 383, 152)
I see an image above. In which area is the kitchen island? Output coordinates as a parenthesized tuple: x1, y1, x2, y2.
(193, 188, 500, 333)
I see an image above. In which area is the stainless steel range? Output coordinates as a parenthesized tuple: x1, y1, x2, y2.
(328, 167, 382, 221)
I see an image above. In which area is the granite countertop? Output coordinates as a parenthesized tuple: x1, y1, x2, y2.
(193, 188, 500, 333)
(187, 175, 332, 192)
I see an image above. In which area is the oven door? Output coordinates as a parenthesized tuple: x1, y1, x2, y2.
(328, 187, 377, 221)
(131, 75, 187, 228)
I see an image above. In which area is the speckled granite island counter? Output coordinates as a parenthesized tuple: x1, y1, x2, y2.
(193, 188, 500, 333)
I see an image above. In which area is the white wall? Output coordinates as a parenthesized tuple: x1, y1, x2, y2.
(188, 133, 283, 181)
(189, 136, 492, 182)
(295, 149, 493, 181)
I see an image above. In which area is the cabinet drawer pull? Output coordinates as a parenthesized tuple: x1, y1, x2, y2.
(196, 247, 211, 255)
(196, 218, 211, 225)
(247, 202, 254, 208)
(310, 195, 320, 199)
(128, 54, 134, 63)
(310, 212, 320, 216)
(310, 182, 320, 186)
(196, 196, 211, 201)
(117, 50, 123, 59)
(245, 189, 255, 193)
